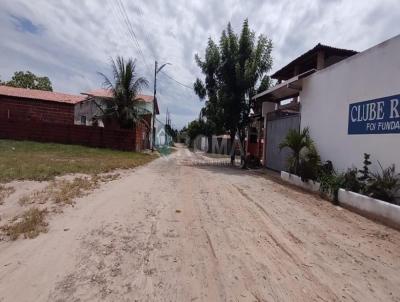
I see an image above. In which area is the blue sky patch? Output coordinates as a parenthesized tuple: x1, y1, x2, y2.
(10, 14, 43, 35)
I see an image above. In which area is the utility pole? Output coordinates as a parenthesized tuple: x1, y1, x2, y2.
(152, 61, 157, 152)
(165, 108, 169, 145)
(151, 60, 171, 152)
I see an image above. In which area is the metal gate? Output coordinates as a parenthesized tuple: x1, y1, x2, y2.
(265, 113, 300, 171)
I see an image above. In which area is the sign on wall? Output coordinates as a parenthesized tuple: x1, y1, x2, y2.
(348, 94, 400, 135)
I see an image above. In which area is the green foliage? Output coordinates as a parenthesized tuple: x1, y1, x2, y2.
(194, 18, 273, 144)
(297, 145, 321, 181)
(319, 171, 345, 203)
(279, 127, 314, 176)
(321, 155, 400, 205)
(257, 75, 272, 93)
(358, 153, 371, 182)
(5, 71, 53, 91)
(343, 168, 363, 193)
(186, 119, 212, 148)
(193, 78, 207, 99)
(0, 139, 156, 182)
(165, 124, 178, 141)
(366, 163, 400, 203)
(98, 57, 149, 129)
(318, 160, 334, 177)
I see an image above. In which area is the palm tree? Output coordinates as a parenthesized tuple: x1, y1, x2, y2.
(279, 127, 314, 175)
(98, 57, 149, 129)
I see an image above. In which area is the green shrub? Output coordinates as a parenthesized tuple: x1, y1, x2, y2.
(358, 153, 372, 182)
(318, 160, 334, 177)
(341, 155, 400, 205)
(282, 139, 400, 205)
(319, 172, 345, 203)
(297, 145, 321, 181)
(280, 127, 322, 181)
(317, 161, 345, 203)
(279, 127, 314, 176)
(366, 163, 400, 203)
(343, 167, 363, 193)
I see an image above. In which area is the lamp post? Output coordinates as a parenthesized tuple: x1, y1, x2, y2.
(152, 60, 171, 152)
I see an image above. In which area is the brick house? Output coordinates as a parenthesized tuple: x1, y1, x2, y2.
(0, 85, 157, 151)
(0, 85, 85, 124)
(79, 89, 159, 150)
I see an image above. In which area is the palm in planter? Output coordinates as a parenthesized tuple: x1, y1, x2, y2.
(98, 57, 149, 129)
(279, 127, 316, 176)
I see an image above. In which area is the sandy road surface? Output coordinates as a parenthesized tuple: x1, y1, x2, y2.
(1, 146, 400, 301)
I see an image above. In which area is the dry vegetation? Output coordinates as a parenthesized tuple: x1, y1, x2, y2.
(2, 174, 120, 241)
(0, 139, 157, 182)
(0, 139, 154, 241)
(1, 208, 48, 240)
(18, 174, 118, 207)
(0, 185, 15, 205)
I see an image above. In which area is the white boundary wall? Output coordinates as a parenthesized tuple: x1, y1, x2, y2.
(300, 34, 400, 172)
(338, 189, 400, 228)
(281, 171, 320, 192)
(280, 171, 400, 229)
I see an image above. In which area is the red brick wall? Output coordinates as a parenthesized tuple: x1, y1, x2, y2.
(134, 115, 152, 151)
(0, 96, 74, 124)
(0, 119, 136, 151)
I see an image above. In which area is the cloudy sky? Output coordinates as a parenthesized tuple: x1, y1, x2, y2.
(1, 0, 399, 128)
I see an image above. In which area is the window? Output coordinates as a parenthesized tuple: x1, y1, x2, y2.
(80, 115, 87, 125)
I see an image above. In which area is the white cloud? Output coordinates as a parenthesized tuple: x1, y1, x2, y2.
(0, 0, 399, 128)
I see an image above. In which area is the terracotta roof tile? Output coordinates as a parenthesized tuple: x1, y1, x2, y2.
(0, 85, 86, 104)
(83, 88, 154, 103)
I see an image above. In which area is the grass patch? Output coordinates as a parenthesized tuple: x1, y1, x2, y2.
(51, 177, 99, 204)
(1, 208, 48, 240)
(18, 174, 109, 206)
(0, 185, 15, 204)
(8, 175, 117, 240)
(18, 175, 114, 206)
(0, 140, 158, 182)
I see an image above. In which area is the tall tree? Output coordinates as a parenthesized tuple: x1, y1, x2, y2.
(194, 38, 224, 134)
(99, 57, 149, 129)
(257, 75, 272, 94)
(6, 71, 53, 91)
(186, 118, 212, 148)
(194, 19, 273, 164)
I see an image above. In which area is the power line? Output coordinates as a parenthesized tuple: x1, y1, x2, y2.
(160, 71, 194, 90)
(108, 0, 144, 64)
(107, 0, 195, 92)
(112, 0, 151, 72)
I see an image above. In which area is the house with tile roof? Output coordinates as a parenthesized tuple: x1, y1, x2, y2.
(0, 85, 147, 151)
(0, 85, 86, 124)
(78, 88, 159, 150)
(78, 88, 159, 126)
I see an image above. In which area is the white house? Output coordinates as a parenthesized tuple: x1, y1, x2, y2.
(253, 34, 400, 172)
(300, 35, 400, 171)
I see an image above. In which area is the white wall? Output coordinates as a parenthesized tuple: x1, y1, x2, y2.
(300, 34, 400, 172)
(261, 101, 277, 164)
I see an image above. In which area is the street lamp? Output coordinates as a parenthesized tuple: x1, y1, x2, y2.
(152, 61, 171, 151)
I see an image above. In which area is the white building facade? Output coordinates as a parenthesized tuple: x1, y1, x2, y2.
(300, 34, 400, 171)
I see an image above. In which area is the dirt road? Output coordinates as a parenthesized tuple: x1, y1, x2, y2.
(1, 146, 399, 302)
